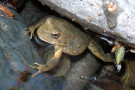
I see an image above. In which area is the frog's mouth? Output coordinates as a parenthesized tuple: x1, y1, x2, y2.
(34, 34, 55, 52)
(34, 30, 54, 47)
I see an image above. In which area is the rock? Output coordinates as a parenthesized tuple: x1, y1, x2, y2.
(20, 0, 47, 26)
(38, 0, 135, 46)
(0, 3, 64, 90)
(63, 52, 100, 90)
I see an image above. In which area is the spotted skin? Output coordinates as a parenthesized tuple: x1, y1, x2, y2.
(25, 16, 115, 77)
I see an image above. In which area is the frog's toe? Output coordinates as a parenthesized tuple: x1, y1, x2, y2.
(24, 27, 29, 30)
(29, 63, 48, 77)
(24, 31, 31, 35)
(32, 71, 43, 77)
(24, 30, 34, 39)
(34, 62, 41, 66)
(24, 27, 30, 35)
(29, 65, 38, 69)
(29, 63, 45, 70)
(29, 64, 45, 77)
(24, 27, 35, 39)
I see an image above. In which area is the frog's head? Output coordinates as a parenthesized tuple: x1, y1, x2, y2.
(37, 17, 72, 47)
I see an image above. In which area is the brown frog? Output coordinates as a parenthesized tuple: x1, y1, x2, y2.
(24, 16, 114, 77)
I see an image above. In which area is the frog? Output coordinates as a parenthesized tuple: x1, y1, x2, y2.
(24, 16, 115, 77)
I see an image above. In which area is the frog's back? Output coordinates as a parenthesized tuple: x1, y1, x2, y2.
(64, 29, 90, 55)
(56, 18, 90, 55)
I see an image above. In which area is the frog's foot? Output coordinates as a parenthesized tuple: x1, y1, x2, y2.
(44, 51, 70, 77)
(24, 26, 36, 39)
(30, 46, 63, 77)
(29, 62, 49, 77)
(121, 61, 134, 88)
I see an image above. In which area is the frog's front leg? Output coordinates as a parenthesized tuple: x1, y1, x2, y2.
(29, 46, 63, 77)
(88, 38, 115, 62)
(24, 25, 38, 39)
(24, 17, 47, 39)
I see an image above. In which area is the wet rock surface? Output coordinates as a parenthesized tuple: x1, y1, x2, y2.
(63, 52, 100, 90)
(38, 0, 135, 46)
(20, 0, 47, 26)
(0, 3, 64, 90)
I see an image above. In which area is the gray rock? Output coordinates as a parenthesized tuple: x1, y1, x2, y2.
(0, 3, 64, 90)
(20, 0, 46, 26)
(63, 52, 100, 90)
(38, 0, 135, 46)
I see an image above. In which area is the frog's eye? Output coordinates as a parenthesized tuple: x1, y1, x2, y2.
(51, 32, 60, 39)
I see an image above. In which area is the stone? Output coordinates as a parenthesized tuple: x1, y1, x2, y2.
(0, 3, 64, 89)
(38, 0, 135, 46)
(63, 52, 100, 90)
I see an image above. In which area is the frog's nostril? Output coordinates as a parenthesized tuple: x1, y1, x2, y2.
(50, 33, 60, 39)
